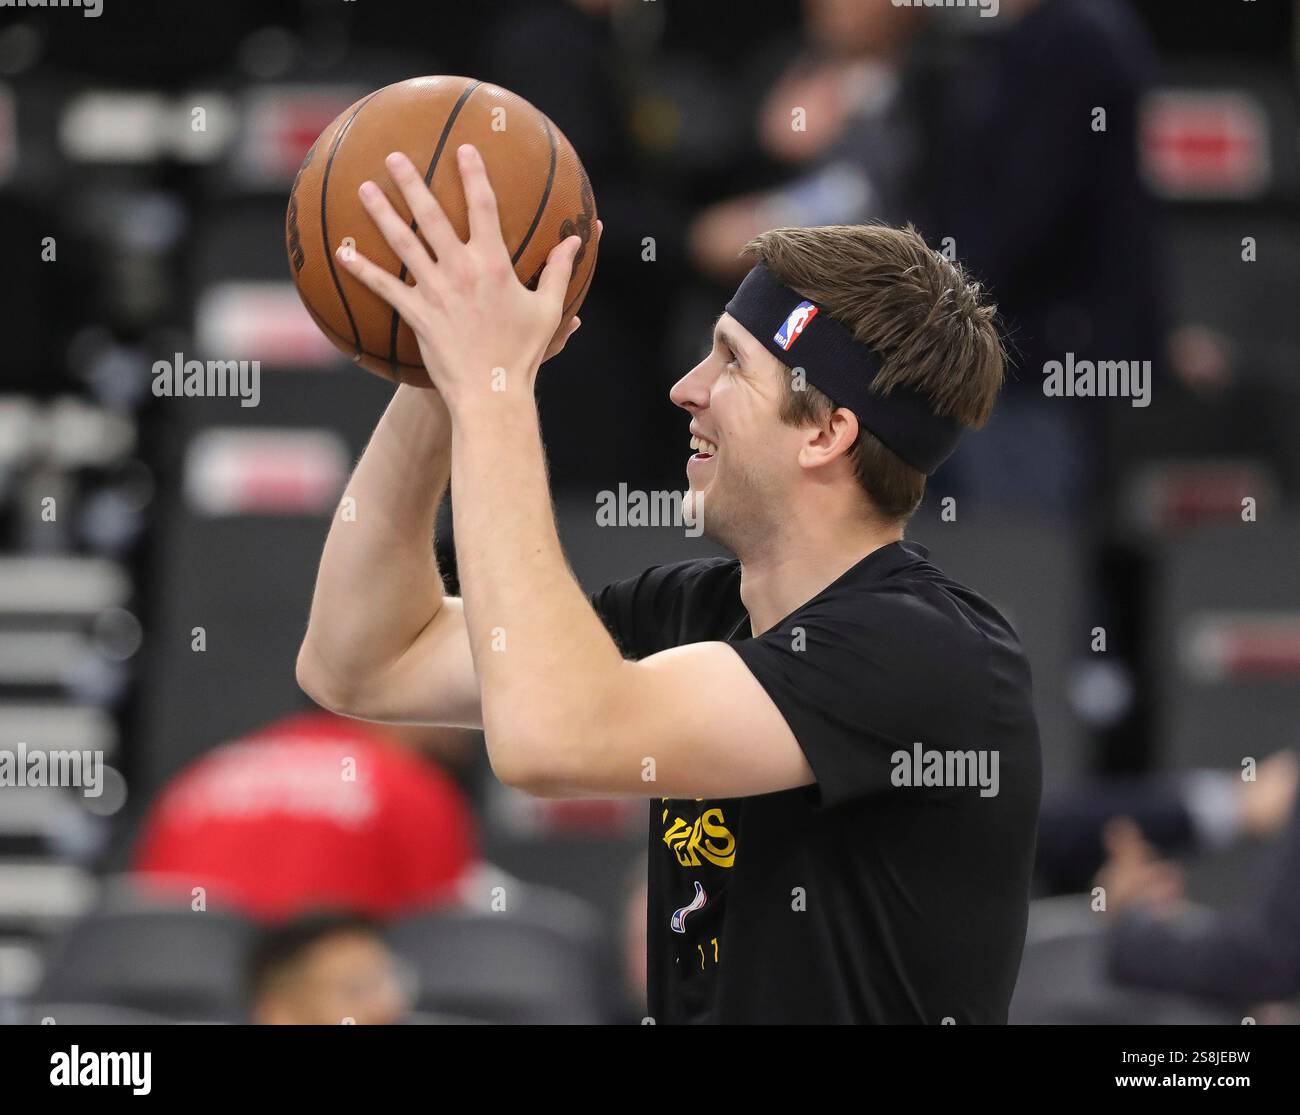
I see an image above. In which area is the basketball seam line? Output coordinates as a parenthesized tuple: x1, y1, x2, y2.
(320, 90, 382, 357)
(510, 117, 558, 268)
(386, 78, 484, 372)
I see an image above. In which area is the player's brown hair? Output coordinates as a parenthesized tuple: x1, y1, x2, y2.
(741, 223, 1004, 522)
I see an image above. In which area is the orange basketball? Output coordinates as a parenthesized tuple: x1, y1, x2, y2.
(286, 75, 598, 385)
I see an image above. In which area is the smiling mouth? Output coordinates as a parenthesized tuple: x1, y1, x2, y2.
(690, 434, 718, 460)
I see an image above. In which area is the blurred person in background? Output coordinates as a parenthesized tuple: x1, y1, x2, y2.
(130, 708, 479, 920)
(1036, 746, 1299, 893)
(907, 0, 1163, 514)
(1015, 745, 1300, 1023)
(1097, 744, 1300, 1012)
(248, 912, 410, 1025)
(689, 0, 926, 286)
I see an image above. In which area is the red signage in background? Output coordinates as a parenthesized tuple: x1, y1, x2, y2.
(1184, 613, 1300, 682)
(1141, 89, 1271, 199)
(196, 280, 341, 369)
(184, 427, 348, 516)
(1126, 459, 1277, 535)
(234, 86, 362, 187)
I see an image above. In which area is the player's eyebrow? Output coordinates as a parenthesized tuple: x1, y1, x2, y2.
(713, 318, 748, 365)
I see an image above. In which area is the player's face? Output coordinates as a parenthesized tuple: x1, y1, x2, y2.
(669, 314, 804, 553)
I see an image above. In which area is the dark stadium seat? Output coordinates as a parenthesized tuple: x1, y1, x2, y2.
(31, 881, 255, 1024)
(386, 904, 610, 1025)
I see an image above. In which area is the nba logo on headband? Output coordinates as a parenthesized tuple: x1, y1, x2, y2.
(774, 301, 819, 351)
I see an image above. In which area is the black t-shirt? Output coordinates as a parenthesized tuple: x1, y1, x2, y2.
(590, 540, 1041, 1024)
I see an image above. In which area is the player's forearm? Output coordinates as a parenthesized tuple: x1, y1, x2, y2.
(448, 393, 623, 786)
(298, 384, 454, 704)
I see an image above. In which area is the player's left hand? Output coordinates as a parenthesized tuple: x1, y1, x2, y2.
(337, 143, 597, 409)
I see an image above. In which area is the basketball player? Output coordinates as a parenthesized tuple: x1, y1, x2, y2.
(297, 144, 1042, 1023)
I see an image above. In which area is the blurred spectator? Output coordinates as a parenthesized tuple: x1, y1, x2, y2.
(1036, 747, 1299, 893)
(688, 0, 926, 284)
(1011, 747, 1300, 1023)
(911, 0, 1164, 513)
(248, 911, 409, 1025)
(1099, 746, 1300, 1007)
(130, 710, 479, 919)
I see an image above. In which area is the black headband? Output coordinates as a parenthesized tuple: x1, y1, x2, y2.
(724, 263, 963, 475)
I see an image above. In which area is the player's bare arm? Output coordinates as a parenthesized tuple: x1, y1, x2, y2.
(295, 179, 584, 731)
(295, 383, 483, 727)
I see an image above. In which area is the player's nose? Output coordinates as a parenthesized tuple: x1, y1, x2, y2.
(670, 360, 712, 413)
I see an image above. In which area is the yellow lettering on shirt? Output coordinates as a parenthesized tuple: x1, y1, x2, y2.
(662, 805, 735, 868)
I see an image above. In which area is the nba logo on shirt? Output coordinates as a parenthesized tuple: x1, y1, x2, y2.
(774, 301, 819, 351)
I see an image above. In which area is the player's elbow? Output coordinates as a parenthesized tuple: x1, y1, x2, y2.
(295, 640, 361, 717)
(485, 719, 591, 798)
(294, 644, 337, 710)
(493, 763, 572, 798)
(487, 739, 565, 797)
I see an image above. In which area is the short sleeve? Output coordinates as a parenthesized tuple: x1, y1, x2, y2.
(730, 590, 985, 809)
(588, 568, 660, 659)
(588, 558, 740, 661)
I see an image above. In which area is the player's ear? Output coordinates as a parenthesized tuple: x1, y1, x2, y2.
(828, 408, 861, 458)
(797, 408, 858, 470)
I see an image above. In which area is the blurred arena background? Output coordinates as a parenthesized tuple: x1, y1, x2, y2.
(1, 0, 1299, 1025)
